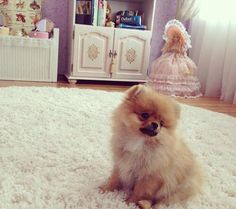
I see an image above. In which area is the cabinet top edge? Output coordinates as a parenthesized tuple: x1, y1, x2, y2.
(74, 24, 152, 32)
(109, 0, 148, 2)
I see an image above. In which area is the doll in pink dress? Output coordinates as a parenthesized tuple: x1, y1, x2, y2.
(147, 19, 202, 98)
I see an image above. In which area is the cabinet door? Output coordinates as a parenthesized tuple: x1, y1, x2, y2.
(112, 29, 151, 80)
(73, 25, 114, 78)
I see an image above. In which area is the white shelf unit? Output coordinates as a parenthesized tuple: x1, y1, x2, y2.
(0, 28, 59, 82)
(66, 0, 156, 84)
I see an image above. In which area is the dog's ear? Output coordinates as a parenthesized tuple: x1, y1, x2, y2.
(125, 84, 144, 100)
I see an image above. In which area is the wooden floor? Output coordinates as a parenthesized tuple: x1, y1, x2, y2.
(0, 78, 236, 117)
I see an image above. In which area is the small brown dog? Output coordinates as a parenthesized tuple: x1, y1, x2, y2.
(100, 85, 203, 209)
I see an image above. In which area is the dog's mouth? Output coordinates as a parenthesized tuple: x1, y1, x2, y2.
(139, 128, 158, 137)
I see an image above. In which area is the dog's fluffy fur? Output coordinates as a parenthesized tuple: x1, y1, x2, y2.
(100, 85, 203, 208)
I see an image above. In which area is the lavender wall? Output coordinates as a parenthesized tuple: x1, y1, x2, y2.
(42, 0, 176, 75)
(42, 0, 68, 75)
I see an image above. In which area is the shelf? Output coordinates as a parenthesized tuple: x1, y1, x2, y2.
(67, 0, 155, 82)
(109, 0, 144, 2)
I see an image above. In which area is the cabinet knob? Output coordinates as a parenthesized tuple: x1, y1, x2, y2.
(113, 50, 117, 58)
(109, 50, 113, 58)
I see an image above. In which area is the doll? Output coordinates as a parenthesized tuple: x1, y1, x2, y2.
(105, 2, 114, 27)
(147, 19, 202, 98)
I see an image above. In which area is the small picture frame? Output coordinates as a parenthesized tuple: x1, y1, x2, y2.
(76, 0, 91, 15)
(75, 0, 93, 25)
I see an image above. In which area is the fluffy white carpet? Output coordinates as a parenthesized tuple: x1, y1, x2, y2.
(0, 87, 235, 209)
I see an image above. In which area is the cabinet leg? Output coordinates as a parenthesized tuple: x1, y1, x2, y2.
(68, 79, 77, 84)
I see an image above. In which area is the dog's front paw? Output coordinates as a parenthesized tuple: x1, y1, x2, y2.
(98, 184, 110, 193)
(99, 182, 118, 193)
(138, 200, 152, 209)
(126, 195, 138, 205)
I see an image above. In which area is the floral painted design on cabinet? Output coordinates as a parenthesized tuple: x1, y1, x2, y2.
(88, 44, 99, 61)
(126, 48, 136, 64)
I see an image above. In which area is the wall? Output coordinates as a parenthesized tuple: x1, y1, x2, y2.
(42, 0, 68, 75)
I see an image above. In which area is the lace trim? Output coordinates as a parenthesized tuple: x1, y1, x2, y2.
(147, 81, 202, 98)
(149, 74, 199, 81)
(148, 83, 201, 91)
(148, 80, 201, 86)
(148, 76, 201, 85)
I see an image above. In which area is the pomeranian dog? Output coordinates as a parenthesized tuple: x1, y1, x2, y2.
(100, 85, 203, 209)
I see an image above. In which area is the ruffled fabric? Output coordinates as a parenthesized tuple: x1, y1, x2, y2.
(147, 52, 202, 98)
(163, 19, 192, 50)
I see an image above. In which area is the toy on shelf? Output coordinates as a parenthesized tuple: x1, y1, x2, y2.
(97, 0, 106, 26)
(36, 18, 54, 33)
(29, 18, 55, 39)
(115, 10, 146, 30)
(77, 0, 91, 14)
(105, 2, 114, 27)
(75, 0, 93, 25)
(147, 19, 202, 98)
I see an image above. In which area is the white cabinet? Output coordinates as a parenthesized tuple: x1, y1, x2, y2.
(66, 0, 156, 83)
(73, 25, 114, 78)
(112, 28, 151, 80)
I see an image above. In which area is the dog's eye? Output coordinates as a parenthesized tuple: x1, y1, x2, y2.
(140, 112, 150, 120)
(160, 120, 164, 126)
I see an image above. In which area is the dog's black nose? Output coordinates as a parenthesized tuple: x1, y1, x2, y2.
(140, 122, 159, 137)
(151, 122, 158, 130)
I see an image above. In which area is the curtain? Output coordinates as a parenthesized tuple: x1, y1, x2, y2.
(176, 0, 200, 21)
(189, 0, 236, 104)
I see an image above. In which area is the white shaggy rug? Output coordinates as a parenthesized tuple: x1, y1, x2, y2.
(0, 87, 236, 209)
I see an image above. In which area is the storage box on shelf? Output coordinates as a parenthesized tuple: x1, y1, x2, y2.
(0, 28, 59, 82)
(66, 0, 156, 84)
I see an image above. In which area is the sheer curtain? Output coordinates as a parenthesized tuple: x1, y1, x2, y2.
(176, 0, 200, 21)
(190, 0, 236, 104)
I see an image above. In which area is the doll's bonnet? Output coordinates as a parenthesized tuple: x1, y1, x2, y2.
(163, 19, 192, 49)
